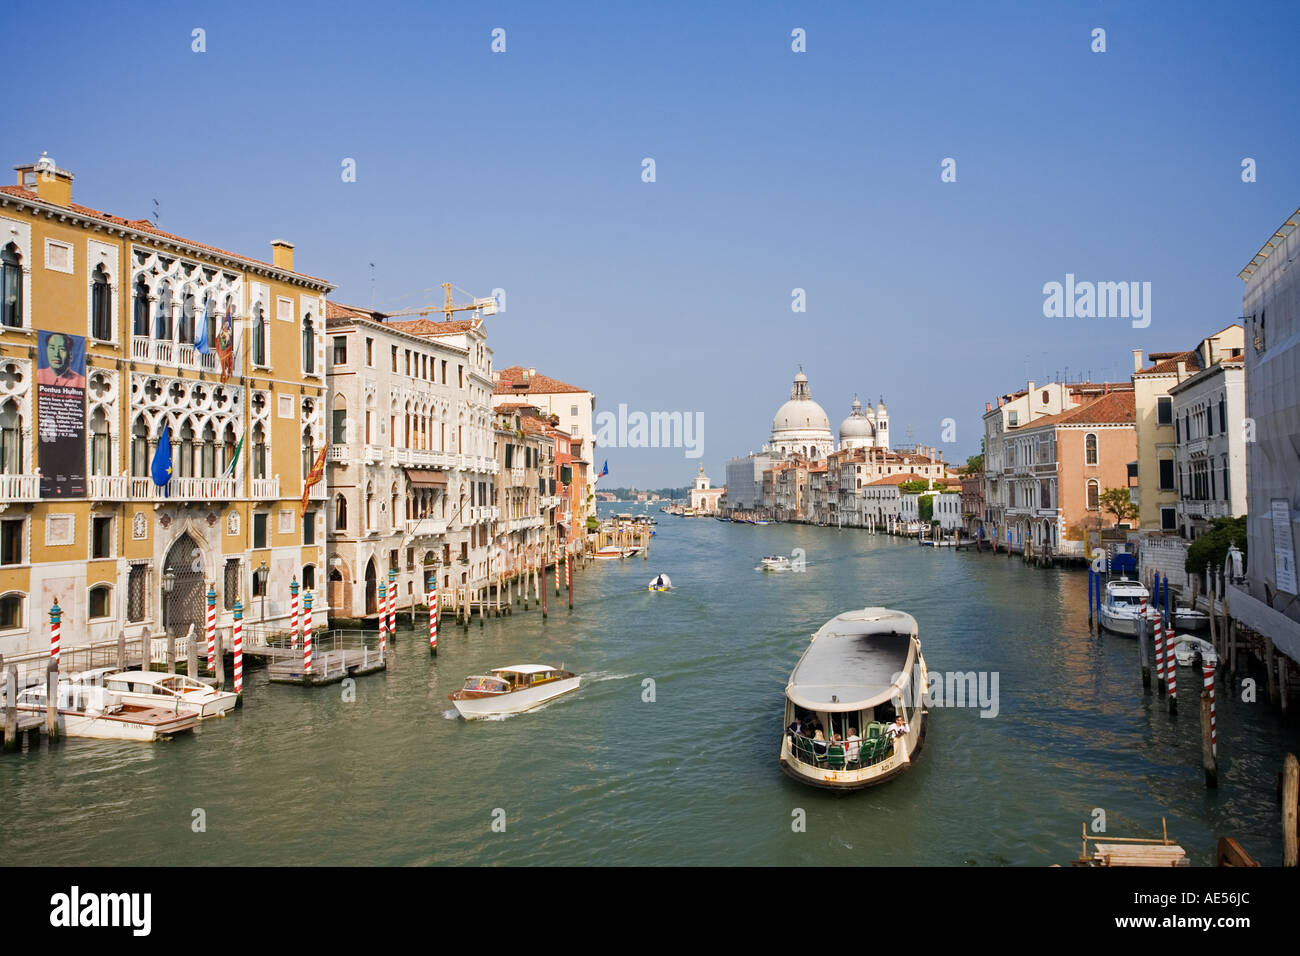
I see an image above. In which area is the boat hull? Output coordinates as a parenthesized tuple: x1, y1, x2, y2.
(779, 711, 928, 791)
(111, 690, 236, 719)
(1099, 607, 1144, 636)
(20, 706, 197, 741)
(453, 676, 581, 719)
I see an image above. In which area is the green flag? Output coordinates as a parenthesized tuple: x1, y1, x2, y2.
(221, 433, 245, 480)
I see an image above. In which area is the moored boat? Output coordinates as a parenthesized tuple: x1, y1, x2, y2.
(594, 546, 630, 559)
(779, 607, 928, 791)
(1173, 635, 1219, 669)
(450, 665, 580, 718)
(1174, 606, 1210, 632)
(98, 668, 237, 718)
(1098, 579, 1153, 636)
(16, 678, 198, 741)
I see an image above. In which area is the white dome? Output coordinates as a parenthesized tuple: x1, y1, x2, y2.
(770, 369, 835, 458)
(839, 397, 874, 441)
(773, 398, 831, 434)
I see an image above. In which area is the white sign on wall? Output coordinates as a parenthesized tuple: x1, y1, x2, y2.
(1271, 498, 1297, 595)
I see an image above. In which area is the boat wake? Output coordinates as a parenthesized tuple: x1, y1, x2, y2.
(582, 671, 636, 683)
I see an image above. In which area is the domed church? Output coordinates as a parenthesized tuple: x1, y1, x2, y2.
(838, 395, 889, 451)
(770, 369, 836, 459)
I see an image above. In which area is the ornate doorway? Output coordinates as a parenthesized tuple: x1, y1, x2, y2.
(163, 533, 206, 638)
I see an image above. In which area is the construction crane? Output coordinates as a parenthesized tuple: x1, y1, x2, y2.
(383, 282, 499, 322)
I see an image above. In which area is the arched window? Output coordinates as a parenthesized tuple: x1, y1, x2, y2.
(89, 585, 112, 619)
(332, 395, 348, 444)
(1086, 479, 1100, 510)
(91, 264, 112, 340)
(90, 407, 111, 476)
(251, 423, 267, 480)
(252, 303, 267, 366)
(335, 493, 348, 530)
(302, 314, 315, 374)
(365, 481, 375, 530)
(1084, 433, 1098, 466)
(302, 564, 316, 591)
(178, 421, 195, 478)
(154, 281, 172, 340)
(0, 399, 20, 474)
(1, 243, 22, 328)
(132, 276, 149, 336)
(179, 291, 195, 344)
(0, 591, 23, 629)
(131, 415, 149, 476)
(391, 483, 400, 529)
(201, 422, 216, 477)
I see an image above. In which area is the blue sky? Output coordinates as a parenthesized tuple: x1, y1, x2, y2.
(7, 0, 1298, 486)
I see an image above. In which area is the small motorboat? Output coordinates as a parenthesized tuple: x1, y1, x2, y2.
(99, 668, 237, 718)
(761, 555, 791, 572)
(594, 546, 630, 560)
(648, 573, 673, 591)
(450, 665, 580, 719)
(16, 679, 198, 741)
(1173, 606, 1210, 632)
(1173, 636, 1219, 669)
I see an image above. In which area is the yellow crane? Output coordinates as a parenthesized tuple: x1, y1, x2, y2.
(383, 282, 499, 322)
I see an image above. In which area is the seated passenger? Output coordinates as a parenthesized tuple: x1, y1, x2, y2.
(812, 729, 828, 756)
(844, 728, 861, 764)
(886, 715, 910, 739)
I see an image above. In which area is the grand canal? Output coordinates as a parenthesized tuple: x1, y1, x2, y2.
(3, 507, 1297, 866)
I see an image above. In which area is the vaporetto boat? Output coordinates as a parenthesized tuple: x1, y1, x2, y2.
(779, 607, 928, 791)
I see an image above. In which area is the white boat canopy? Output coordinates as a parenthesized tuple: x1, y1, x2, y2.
(491, 664, 558, 675)
(785, 608, 919, 712)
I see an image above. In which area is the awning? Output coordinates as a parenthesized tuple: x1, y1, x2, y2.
(405, 468, 448, 489)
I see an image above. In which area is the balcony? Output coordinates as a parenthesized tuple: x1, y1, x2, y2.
(132, 336, 218, 373)
(251, 477, 280, 498)
(129, 476, 236, 501)
(407, 516, 449, 536)
(1183, 499, 1229, 520)
(88, 474, 130, 499)
(326, 446, 350, 462)
(0, 473, 39, 502)
(509, 466, 527, 486)
(1185, 437, 1208, 457)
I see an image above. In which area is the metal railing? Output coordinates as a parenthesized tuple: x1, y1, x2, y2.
(785, 731, 897, 771)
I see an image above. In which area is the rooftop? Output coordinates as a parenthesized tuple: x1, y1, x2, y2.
(494, 365, 588, 395)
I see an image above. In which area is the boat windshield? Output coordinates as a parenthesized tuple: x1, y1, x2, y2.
(1110, 594, 1145, 606)
(463, 677, 509, 694)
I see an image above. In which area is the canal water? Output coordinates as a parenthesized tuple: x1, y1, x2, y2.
(3, 508, 1297, 866)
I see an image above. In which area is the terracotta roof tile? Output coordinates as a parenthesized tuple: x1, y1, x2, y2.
(1017, 391, 1136, 429)
(493, 365, 589, 395)
(1136, 350, 1197, 375)
(0, 184, 331, 285)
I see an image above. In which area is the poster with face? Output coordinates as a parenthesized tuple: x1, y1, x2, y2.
(37, 329, 87, 498)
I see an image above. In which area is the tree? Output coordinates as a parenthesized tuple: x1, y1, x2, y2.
(918, 494, 935, 523)
(1098, 487, 1138, 527)
(898, 479, 930, 495)
(1186, 516, 1247, 575)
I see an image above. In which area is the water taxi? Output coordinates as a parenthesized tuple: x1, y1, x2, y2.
(450, 665, 580, 719)
(1098, 579, 1153, 636)
(594, 546, 631, 559)
(779, 607, 928, 791)
(761, 555, 792, 572)
(648, 573, 673, 591)
(16, 678, 197, 741)
(98, 668, 237, 718)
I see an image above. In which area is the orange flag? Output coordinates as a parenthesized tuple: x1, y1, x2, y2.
(301, 442, 328, 517)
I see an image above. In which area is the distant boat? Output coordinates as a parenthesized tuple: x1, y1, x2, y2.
(761, 555, 791, 572)
(648, 573, 672, 591)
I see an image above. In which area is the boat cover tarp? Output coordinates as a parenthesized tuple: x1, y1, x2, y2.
(786, 608, 917, 712)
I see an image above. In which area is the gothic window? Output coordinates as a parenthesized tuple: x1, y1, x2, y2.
(132, 276, 149, 336)
(302, 314, 315, 374)
(252, 303, 267, 366)
(0, 244, 22, 328)
(0, 400, 21, 474)
(91, 265, 112, 340)
(335, 493, 348, 530)
(154, 281, 172, 340)
(90, 407, 111, 476)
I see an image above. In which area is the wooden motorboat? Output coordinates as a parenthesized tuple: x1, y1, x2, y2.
(450, 665, 580, 718)
(99, 668, 237, 718)
(779, 608, 928, 791)
(16, 678, 197, 741)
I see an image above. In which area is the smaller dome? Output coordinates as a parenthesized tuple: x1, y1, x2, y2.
(840, 397, 874, 440)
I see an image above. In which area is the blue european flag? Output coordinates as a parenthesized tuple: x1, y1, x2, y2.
(194, 300, 211, 354)
(600, 460, 609, 477)
(151, 423, 173, 497)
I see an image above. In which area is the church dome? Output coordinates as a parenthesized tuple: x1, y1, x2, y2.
(770, 369, 835, 458)
(839, 396, 874, 442)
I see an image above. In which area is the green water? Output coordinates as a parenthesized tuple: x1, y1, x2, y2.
(3, 510, 1296, 865)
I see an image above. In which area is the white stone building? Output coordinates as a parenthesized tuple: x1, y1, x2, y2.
(1169, 353, 1246, 540)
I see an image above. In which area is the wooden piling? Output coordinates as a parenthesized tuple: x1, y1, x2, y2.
(167, 628, 176, 674)
(186, 623, 198, 677)
(116, 629, 126, 671)
(215, 627, 225, 687)
(45, 661, 59, 742)
(1200, 682, 1216, 788)
(1137, 613, 1151, 690)
(1283, 754, 1298, 867)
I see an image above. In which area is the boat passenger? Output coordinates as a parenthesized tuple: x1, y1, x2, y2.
(844, 728, 861, 765)
(812, 729, 828, 757)
(886, 715, 910, 739)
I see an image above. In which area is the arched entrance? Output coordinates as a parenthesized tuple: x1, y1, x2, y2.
(163, 533, 206, 638)
(329, 568, 345, 611)
(364, 558, 378, 615)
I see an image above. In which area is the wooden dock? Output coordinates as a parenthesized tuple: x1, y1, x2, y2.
(267, 646, 386, 685)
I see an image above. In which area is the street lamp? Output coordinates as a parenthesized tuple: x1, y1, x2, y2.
(162, 565, 175, 630)
(257, 560, 269, 625)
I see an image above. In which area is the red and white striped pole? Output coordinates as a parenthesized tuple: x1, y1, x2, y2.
(49, 598, 62, 666)
(565, 544, 572, 610)
(1152, 604, 1165, 695)
(428, 579, 438, 656)
(1204, 663, 1216, 757)
(232, 599, 244, 694)
(1165, 624, 1178, 712)
(377, 580, 387, 658)
(302, 590, 314, 674)
(289, 578, 300, 650)
(206, 585, 217, 673)
(387, 568, 397, 639)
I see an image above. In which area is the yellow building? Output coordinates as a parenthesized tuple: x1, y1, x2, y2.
(1130, 325, 1244, 532)
(0, 154, 334, 656)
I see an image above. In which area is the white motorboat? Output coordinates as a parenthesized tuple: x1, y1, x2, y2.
(1173, 606, 1210, 632)
(1098, 579, 1153, 636)
(779, 608, 928, 791)
(98, 668, 237, 718)
(1173, 636, 1220, 669)
(648, 573, 672, 591)
(761, 555, 792, 572)
(450, 665, 580, 719)
(16, 679, 197, 741)
(594, 546, 631, 560)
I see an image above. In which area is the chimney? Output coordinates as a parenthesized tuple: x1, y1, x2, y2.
(986, 402, 992, 413)
(1176, 360, 1186, 381)
(527, 367, 536, 378)
(1132, 348, 1143, 373)
(15, 152, 73, 207)
(270, 240, 295, 272)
